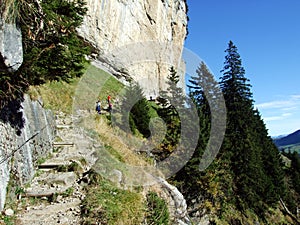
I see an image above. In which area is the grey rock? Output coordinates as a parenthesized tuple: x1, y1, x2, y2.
(0, 94, 55, 210)
(0, 19, 23, 71)
(4, 208, 14, 216)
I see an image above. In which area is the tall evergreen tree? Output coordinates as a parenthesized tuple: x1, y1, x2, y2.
(115, 81, 151, 138)
(219, 41, 285, 213)
(156, 66, 185, 159)
(174, 61, 224, 203)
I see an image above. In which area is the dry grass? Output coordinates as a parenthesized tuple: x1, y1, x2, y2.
(1, 0, 16, 22)
(28, 78, 79, 114)
(78, 114, 164, 187)
(83, 114, 149, 167)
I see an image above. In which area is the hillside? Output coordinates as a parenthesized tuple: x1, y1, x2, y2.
(274, 130, 300, 153)
(1, 1, 300, 224)
(0, 64, 190, 225)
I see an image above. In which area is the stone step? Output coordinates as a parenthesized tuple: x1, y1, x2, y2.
(52, 142, 74, 147)
(39, 157, 75, 166)
(16, 199, 81, 225)
(23, 185, 73, 199)
(38, 162, 71, 170)
(40, 172, 77, 186)
(23, 191, 56, 198)
(56, 124, 73, 129)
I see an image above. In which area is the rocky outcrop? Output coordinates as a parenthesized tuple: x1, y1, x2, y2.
(0, 19, 23, 72)
(0, 95, 55, 210)
(78, 0, 188, 98)
(158, 177, 191, 225)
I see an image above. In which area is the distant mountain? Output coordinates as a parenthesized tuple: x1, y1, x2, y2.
(272, 134, 288, 139)
(274, 130, 300, 151)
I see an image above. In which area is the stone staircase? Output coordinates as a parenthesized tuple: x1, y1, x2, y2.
(15, 113, 98, 225)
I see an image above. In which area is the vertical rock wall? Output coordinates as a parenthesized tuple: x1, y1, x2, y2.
(0, 123, 16, 210)
(77, 0, 188, 98)
(0, 95, 55, 210)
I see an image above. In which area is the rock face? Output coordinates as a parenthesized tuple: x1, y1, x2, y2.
(158, 177, 191, 225)
(0, 95, 55, 210)
(0, 19, 23, 72)
(0, 122, 16, 211)
(77, 0, 188, 98)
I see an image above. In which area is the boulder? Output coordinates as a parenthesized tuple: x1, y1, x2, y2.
(4, 208, 14, 216)
(0, 19, 23, 72)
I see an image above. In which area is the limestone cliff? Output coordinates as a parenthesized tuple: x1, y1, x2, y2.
(0, 95, 55, 210)
(77, 0, 188, 98)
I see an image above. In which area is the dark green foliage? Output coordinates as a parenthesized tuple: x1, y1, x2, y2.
(175, 62, 216, 196)
(116, 81, 151, 138)
(219, 41, 285, 214)
(155, 66, 186, 159)
(0, 0, 90, 133)
(220, 41, 253, 105)
(173, 42, 286, 220)
(146, 192, 169, 225)
(174, 61, 229, 213)
(19, 0, 90, 84)
(290, 152, 300, 193)
(283, 151, 300, 213)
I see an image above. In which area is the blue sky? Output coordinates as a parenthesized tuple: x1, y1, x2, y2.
(184, 0, 300, 136)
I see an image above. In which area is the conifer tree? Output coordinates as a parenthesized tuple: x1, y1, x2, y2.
(156, 66, 185, 159)
(116, 81, 151, 138)
(219, 40, 284, 213)
(0, 0, 90, 133)
(175, 61, 223, 202)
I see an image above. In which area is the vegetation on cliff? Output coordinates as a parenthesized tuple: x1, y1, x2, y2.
(0, 0, 90, 133)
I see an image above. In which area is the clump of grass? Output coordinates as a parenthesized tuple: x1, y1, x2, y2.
(81, 173, 145, 225)
(146, 192, 169, 225)
(62, 187, 74, 197)
(57, 161, 83, 174)
(31, 78, 79, 114)
(1, 0, 17, 23)
(104, 144, 125, 163)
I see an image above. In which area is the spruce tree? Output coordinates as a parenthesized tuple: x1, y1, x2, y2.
(115, 81, 151, 138)
(175, 61, 223, 203)
(219, 40, 284, 213)
(156, 66, 185, 159)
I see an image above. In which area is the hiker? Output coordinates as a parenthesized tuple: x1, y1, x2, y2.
(108, 102, 112, 113)
(95, 100, 101, 114)
(107, 95, 111, 103)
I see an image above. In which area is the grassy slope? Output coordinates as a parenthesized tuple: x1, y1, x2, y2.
(30, 64, 124, 114)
